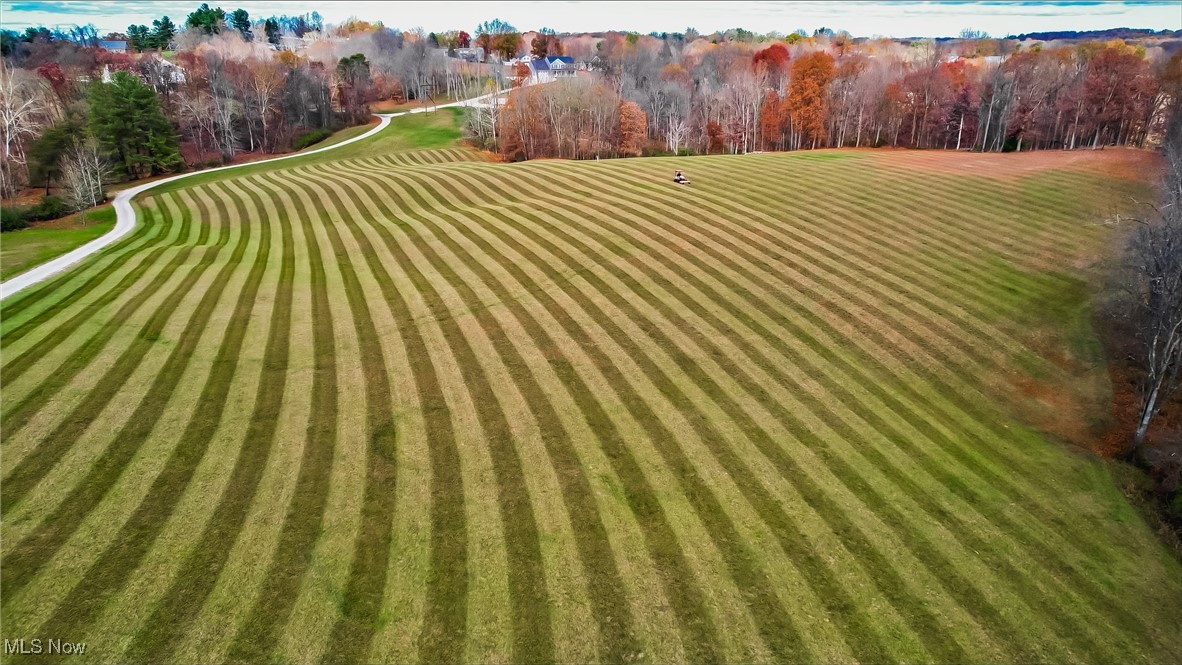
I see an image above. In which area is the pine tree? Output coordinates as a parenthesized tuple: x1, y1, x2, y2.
(229, 9, 251, 38)
(151, 16, 176, 49)
(88, 71, 182, 179)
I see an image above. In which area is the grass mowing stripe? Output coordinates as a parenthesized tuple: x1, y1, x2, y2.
(587, 176, 1129, 644)
(311, 172, 643, 663)
(555, 164, 1097, 528)
(597, 160, 1010, 372)
(304, 174, 551, 664)
(0, 202, 170, 348)
(223, 174, 339, 665)
(680, 158, 1077, 390)
(730, 155, 1072, 296)
(704, 158, 1060, 322)
(408, 166, 981, 659)
(0, 182, 244, 607)
(725, 162, 1075, 339)
(246, 173, 403, 665)
(0, 201, 161, 328)
(297, 164, 690, 661)
(691, 162, 1151, 640)
(309, 166, 699, 661)
(302, 166, 727, 664)
(517, 164, 1143, 651)
(0, 191, 226, 513)
(30, 178, 279, 651)
(274, 168, 470, 665)
(1, 204, 175, 381)
(119, 176, 289, 664)
(394, 165, 977, 662)
(425, 163, 1106, 656)
(679, 166, 1137, 573)
(279, 175, 408, 665)
(502, 168, 1114, 660)
(546, 164, 1128, 576)
(1, 200, 197, 432)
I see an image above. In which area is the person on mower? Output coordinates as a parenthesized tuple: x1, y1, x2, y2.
(674, 169, 690, 185)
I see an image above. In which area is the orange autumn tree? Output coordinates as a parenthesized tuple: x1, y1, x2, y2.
(786, 50, 835, 149)
(511, 61, 532, 87)
(615, 100, 647, 156)
(759, 90, 787, 150)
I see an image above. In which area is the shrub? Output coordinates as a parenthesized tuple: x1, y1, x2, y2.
(28, 195, 69, 221)
(1, 206, 29, 232)
(641, 146, 673, 158)
(292, 128, 334, 151)
(676, 147, 697, 157)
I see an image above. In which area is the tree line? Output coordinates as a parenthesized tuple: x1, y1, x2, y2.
(481, 30, 1181, 160)
(0, 3, 497, 216)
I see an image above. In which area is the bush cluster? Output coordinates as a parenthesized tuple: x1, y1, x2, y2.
(292, 128, 335, 151)
(1, 195, 70, 232)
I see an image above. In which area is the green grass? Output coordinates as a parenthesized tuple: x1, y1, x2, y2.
(0, 205, 116, 280)
(151, 109, 470, 197)
(2, 128, 1181, 665)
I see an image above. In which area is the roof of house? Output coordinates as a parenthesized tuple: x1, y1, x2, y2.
(98, 40, 127, 50)
(530, 58, 551, 71)
(546, 56, 575, 64)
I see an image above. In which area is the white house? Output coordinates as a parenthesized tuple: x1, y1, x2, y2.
(546, 56, 576, 78)
(506, 56, 578, 84)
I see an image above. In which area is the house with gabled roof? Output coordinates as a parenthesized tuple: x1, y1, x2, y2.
(545, 56, 576, 78)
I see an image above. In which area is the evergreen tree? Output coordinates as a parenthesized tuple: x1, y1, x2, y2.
(26, 119, 82, 194)
(126, 24, 150, 51)
(187, 3, 225, 35)
(263, 18, 280, 45)
(151, 16, 176, 49)
(229, 8, 251, 38)
(88, 71, 182, 179)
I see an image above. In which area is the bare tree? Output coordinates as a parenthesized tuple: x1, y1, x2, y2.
(1122, 112, 1182, 450)
(60, 141, 112, 219)
(0, 62, 59, 197)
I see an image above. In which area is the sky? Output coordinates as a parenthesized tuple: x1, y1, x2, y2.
(1, 0, 1180, 39)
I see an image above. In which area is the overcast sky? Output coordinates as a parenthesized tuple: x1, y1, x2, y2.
(2, 1, 1180, 38)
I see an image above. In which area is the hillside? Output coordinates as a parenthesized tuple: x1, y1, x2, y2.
(1, 119, 1180, 663)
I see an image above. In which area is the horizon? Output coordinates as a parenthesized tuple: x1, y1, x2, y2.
(2, 0, 1180, 40)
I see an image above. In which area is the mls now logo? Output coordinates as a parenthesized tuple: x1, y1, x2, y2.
(4, 638, 88, 655)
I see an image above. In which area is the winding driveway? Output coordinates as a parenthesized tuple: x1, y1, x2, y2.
(0, 91, 503, 301)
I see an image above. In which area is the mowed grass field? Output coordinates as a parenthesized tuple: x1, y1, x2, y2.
(2, 110, 1181, 664)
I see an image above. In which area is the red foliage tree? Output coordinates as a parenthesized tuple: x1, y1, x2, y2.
(752, 43, 790, 89)
(511, 61, 531, 87)
(36, 62, 70, 102)
(458, 30, 471, 48)
(706, 120, 726, 154)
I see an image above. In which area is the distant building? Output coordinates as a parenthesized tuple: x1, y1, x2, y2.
(546, 55, 576, 78)
(506, 56, 577, 84)
(454, 47, 485, 62)
(98, 40, 128, 53)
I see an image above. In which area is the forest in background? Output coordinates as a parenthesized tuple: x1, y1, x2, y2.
(3, 5, 1182, 221)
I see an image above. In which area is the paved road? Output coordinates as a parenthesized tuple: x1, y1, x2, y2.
(0, 91, 503, 301)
